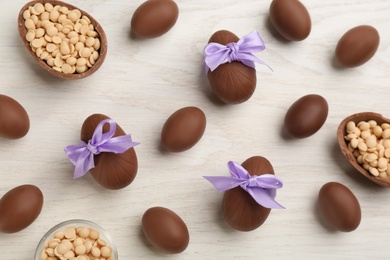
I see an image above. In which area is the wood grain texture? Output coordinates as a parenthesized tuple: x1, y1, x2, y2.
(1, 0, 390, 259)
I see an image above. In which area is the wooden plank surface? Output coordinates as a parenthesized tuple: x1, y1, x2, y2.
(1, 0, 390, 259)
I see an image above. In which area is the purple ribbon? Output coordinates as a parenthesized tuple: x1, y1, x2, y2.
(204, 31, 271, 72)
(204, 161, 284, 209)
(64, 119, 139, 179)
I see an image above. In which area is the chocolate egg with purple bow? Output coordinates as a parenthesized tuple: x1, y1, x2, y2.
(222, 156, 278, 231)
(206, 30, 257, 104)
(80, 114, 138, 190)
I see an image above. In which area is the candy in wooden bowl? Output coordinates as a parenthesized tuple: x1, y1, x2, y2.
(18, 0, 107, 79)
(337, 112, 390, 187)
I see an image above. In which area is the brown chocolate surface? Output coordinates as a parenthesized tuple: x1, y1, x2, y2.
(269, 0, 311, 41)
(207, 30, 256, 104)
(335, 25, 379, 68)
(161, 107, 206, 152)
(142, 206, 189, 254)
(0, 94, 30, 139)
(222, 156, 274, 231)
(318, 182, 361, 232)
(131, 0, 179, 38)
(284, 94, 328, 138)
(0, 185, 43, 233)
(81, 114, 138, 190)
(208, 30, 239, 45)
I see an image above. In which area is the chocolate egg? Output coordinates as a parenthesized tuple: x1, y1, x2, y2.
(207, 30, 257, 104)
(131, 0, 179, 38)
(0, 184, 43, 233)
(81, 114, 138, 190)
(142, 207, 189, 254)
(269, 0, 311, 41)
(318, 182, 361, 232)
(161, 107, 206, 152)
(284, 94, 328, 138)
(0, 94, 30, 139)
(222, 156, 275, 231)
(335, 25, 380, 68)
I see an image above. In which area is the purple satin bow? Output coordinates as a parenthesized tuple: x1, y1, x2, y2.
(204, 161, 284, 209)
(204, 31, 270, 72)
(64, 119, 139, 179)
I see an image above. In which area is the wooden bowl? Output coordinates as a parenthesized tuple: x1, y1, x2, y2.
(17, 0, 107, 79)
(337, 112, 390, 187)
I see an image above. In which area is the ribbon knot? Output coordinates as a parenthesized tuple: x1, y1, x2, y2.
(204, 31, 271, 72)
(87, 142, 99, 154)
(204, 161, 284, 209)
(64, 119, 140, 179)
(245, 176, 259, 189)
(226, 42, 239, 60)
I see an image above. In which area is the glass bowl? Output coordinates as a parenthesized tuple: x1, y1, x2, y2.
(34, 219, 118, 260)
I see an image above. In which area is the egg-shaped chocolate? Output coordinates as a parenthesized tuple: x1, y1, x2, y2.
(222, 156, 275, 231)
(161, 107, 206, 152)
(81, 114, 138, 190)
(0, 94, 30, 139)
(318, 182, 361, 232)
(131, 0, 179, 38)
(284, 94, 328, 138)
(0, 184, 43, 233)
(207, 30, 257, 104)
(335, 25, 380, 68)
(142, 207, 189, 253)
(269, 0, 311, 41)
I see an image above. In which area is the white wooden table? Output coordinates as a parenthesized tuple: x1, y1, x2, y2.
(1, 0, 390, 259)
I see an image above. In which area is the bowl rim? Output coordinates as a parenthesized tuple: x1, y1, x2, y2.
(17, 0, 108, 80)
(337, 112, 390, 187)
(34, 219, 118, 259)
